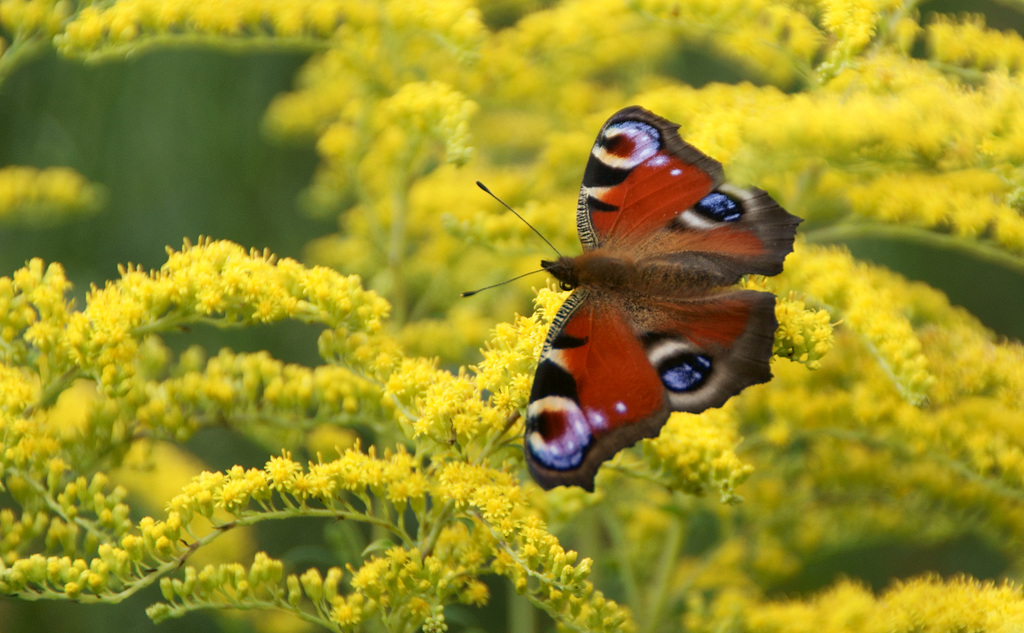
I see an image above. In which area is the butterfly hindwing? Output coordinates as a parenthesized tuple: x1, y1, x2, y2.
(525, 291, 669, 491)
(638, 289, 778, 414)
(525, 289, 779, 491)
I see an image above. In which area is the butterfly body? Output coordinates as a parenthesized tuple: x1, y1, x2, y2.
(542, 246, 727, 298)
(524, 106, 801, 491)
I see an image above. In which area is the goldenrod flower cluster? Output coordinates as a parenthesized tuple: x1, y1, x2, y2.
(57, 0, 348, 59)
(0, 166, 105, 225)
(1, 1, 1023, 632)
(688, 575, 1024, 632)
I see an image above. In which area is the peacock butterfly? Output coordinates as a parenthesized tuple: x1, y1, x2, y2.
(525, 106, 801, 491)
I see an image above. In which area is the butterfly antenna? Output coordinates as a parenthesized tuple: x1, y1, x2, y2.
(461, 268, 545, 297)
(476, 181, 563, 258)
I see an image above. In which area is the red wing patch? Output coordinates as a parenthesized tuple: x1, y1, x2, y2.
(576, 107, 724, 250)
(525, 294, 667, 490)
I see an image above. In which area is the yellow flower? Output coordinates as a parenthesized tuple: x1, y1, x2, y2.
(727, 575, 1024, 632)
(631, 407, 755, 502)
(928, 14, 1024, 73)
(265, 452, 301, 491)
(329, 593, 366, 627)
(781, 244, 934, 404)
(0, 166, 105, 225)
(821, 0, 901, 56)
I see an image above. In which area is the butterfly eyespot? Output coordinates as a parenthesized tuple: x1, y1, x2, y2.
(593, 120, 661, 171)
(659, 353, 712, 393)
(694, 191, 742, 223)
(526, 397, 593, 470)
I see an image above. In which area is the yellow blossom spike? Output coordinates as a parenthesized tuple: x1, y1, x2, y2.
(781, 243, 934, 404)
(57, 0, 349, 60)
(0, 166, 105, 225)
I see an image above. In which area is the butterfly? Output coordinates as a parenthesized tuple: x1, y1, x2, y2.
(524, 106, 801, 491)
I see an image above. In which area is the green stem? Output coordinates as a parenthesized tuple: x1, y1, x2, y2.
(507, 579, 535, 633)
(12, 464, 112, 544)
(419, 499, 456, 558)
(6, 520, 234, 605)
(476, 514, 575, 593)
(25, 367, 82, 413)
(473, 411, 520, 468)
(600, 506, 639, 613)
(640, 514, 683, 633)
(0, 35, 48, 88)
(154, 593, 343, 633)
(804, 222, 1024, 277)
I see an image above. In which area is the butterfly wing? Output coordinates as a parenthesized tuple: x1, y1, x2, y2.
(576, 106, 724, 251)
(636, 289, 778, 414)
(578, 106, 799, 283)
(525, 290, 669, 491)
(525, 288, 778, 491)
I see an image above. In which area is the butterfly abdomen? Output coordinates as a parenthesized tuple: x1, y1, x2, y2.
(544, 250, 729, 299)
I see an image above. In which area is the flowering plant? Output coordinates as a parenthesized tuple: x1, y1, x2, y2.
(1, 1, 1023, 632)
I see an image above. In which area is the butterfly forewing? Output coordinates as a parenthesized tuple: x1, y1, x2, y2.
(576, 106, 725, 250)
